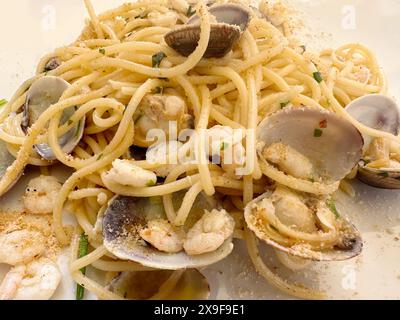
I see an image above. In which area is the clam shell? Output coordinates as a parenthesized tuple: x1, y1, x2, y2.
(345, 94, 400, 189)
(165, 24, 240, 58)
(258, 107, 364, 183)
(22, 76, 85, 161)
(358, 165, 400, 189)
(244, 192, 363, 261)
(187, 3, 250, 31)
(107, 269, 210, 300)
(164, 3, 250, 58)
(0, 140, 22, 197)
(103, 194, 233, 269)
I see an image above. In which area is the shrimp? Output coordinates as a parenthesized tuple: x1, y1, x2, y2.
(262, 142, 314, 180)
(0, 230, 45, 266)
(183, 209, 235, 256)
(103, 159, 157, 188)
(139, 219, 185, 253)
(0, 258, 61, 300)
(23, 175, 62, 214)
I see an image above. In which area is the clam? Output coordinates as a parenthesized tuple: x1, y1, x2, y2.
(257, 107, 364, 189)
(103, 193, 233, 269)
(107, 269, 210, 300)
(21, 76, 85, 161)
(245, 107, 364, 261)
(0, 140, 22, 197)
(244, 190, 363, 261)
(165, 3, 250, 58)
(346, 94, 400, 189)
(43, 57, 61, 72)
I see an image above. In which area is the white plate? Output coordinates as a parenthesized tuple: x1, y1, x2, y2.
(0, 0, 399, 300)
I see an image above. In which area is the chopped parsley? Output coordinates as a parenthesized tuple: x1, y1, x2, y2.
(220, 141, 229, 151)
(152, 86, 164, 94)
(146, 179, 156, 187)
(97, 153, 104, 161)
(280, 101, 290, 109)
(326, 199, 340, 219)
(67, 119, 73, 125)
(74, 120, 82, 137)
(300, 45, 306, 53)
(187, 5, 196, 17)
(99, 48, 106, 55)
(313, 71, 323, 83)
(314, 128, 323, 137)
(152, 52, 167, 68)
(378, 172, 390, 178)
(76, 234, 89, 300)
(158, 77, 169, 81)
(0, 99, 7, 107)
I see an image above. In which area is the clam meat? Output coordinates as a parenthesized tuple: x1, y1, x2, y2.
(346, 94, 400, 189)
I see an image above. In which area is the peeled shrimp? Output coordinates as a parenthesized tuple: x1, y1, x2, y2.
(23, 175, 62, 214)
(140, 219, 185, 253)
(183, 209, 235, 256)
(0, 258, 61, 300)
(103, 159, 157, 188)
(0, 230, 45, 265)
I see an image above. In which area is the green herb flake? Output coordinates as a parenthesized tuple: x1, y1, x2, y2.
(76, 234, 89, 300)
(0, 99, 8, 107)
(74, 120, 82, 138)
(146, 179, 156, 187)
(300, 45, 306, 53)
(152, 52, 167, 68)
(314, 128, 323, 138)
(158, 77, 169, 81)
(308, 177, 315, 183)
(280, 101, 289, 109)
(313, 71, 323, 83)
(97, 154, 103, 161)
(220, 141, 229, 151)
(187, 5, 196, 17)
(67, 120, 73, 126)
(99, 48, 106, 55)
(378, 172, 389, 178)
(326, 199, 340, 219)
(152, 86, 164, 94)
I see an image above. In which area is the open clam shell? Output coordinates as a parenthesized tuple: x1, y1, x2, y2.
(165, 3, 250, 58)
(257, 107, 364, 184)
(346, 94, 400, 189)
(0, 140, 22, 197)
(244, 192, 363, 261)
(107, 269, 210, 300)
(21, 76, 85, 161)
(103, 194, 233, 270)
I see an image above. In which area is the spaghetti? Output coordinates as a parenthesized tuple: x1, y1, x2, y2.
(0, 0, 396, 300)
